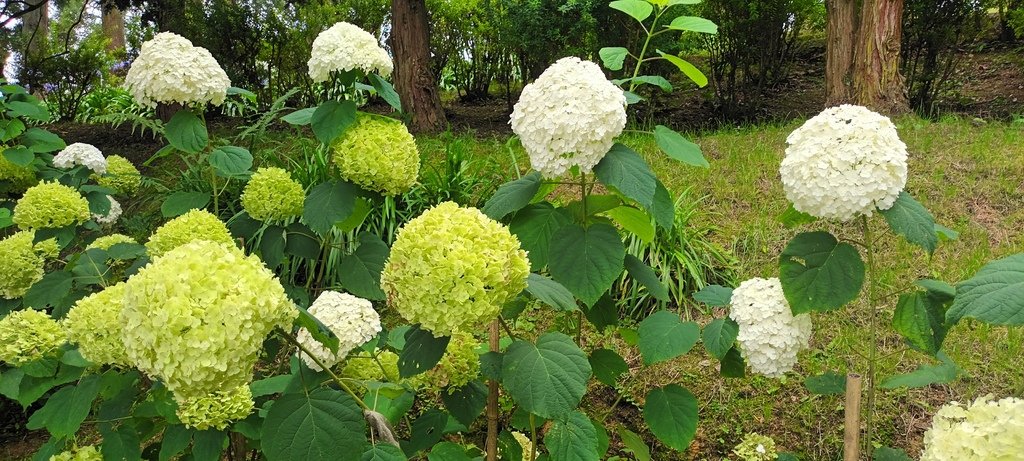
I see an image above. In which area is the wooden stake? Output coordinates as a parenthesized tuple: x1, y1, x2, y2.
(485, 319, 500, 461)
(844, 373, 863, 461)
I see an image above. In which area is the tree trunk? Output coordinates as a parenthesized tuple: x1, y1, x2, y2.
(390, 0, 446, 133)
(101, 0, 127, 53)
(20, 0, 48, 94)
(825, 0, 856, 105)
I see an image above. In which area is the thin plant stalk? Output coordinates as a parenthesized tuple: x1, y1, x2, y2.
(861, 215, 879, 451)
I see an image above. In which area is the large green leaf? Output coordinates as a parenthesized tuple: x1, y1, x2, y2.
(643, 384, 698, 452)
(281, 108, 315, 125)
(946, 253, 1024, 325)
(261, 388, 367, 461)
(24, 271, 72, 309)
(165, 110, 208, 154)
(26, 374, 101, 437)
(548, 223, 625, 306)
(311, 100, 357, 144)
(653, 125, 708, 167)
(398, 326, 450, 378)
(4, 147, 33, 167)
(501, 333, 591, 419)
(510, 203, 572, 271)
(692, 285, 733, 307)
(656, 53, 708, 88)
(426, 442, 473, 461)
(873, 446, 913, 461)
(526, 273, 577, 311)
(100, 422, 141, 461)
(161, 191, 210, 217)
(482, 172, 542, 220)
(779, 231, 865, 314)
(192, 430, 227, 461)
(651, 179, 674, 230)
(368, 74, 402, 112)
(404, 409, 447, 455)
(609, 0, 653, 22)
(209, 146, 253, 176)
(778, 203, 817, 228)
(638, 311, 699, 365)
(361, 445, 407, 461)
(605, 206, 655, 243)
(880, 191, 938, 255)
(588, 348, 628, 386)
(598, 47, 629, 71)
(701, 318, 738, 360)
(339, 232, 389, 300)
(440, 381, 487, 426)
(804, 371, 846, 395)
(665, 16, 718, 34)
(893, 291, 947, 354)
(544, 411, 600, 461)
(624, 254, 669, 301)
(618, 428, 652, 461)
(22, 127, 65, 153)
(303, 180, 357, 234)
(879, 353, 960, 389)
(593, 144, 657, 210)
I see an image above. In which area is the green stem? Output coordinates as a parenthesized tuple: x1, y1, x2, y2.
(861, 215, 879, 452)
(627, 8, 663, 94)
(278, 329, 370, 411)
(529, 413, 538, 461)
(210, 166, 220, 215)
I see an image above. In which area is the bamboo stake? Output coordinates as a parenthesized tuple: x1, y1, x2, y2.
(844, 373, 863, 461)
(485, 319, 500, 461)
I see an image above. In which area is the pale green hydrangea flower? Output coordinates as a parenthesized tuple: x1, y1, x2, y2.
(0, 154, 36, 196)
(94, 155, 141, 195)
(423, 331, 481, 391)
(331, 115, 419, 195)
(145, 209, 234, 257)
(921, 395, 1024, 460)
(240, 167, 305, 221)
(382, 202, 529, 336)
(176, 385, 254, 430)
(13, 181, 90, 229)
(732, 432, 778, 461)
(342, 350, 399, 383)
(121, 240, 297, 400)
(34, 237, 60, 260)
(63, 283, 130, 367)
(0, 309, 65, 366)
(87, 234, 138, 251)
(49, 445, 102, 461)
(0, 231, 49, 299)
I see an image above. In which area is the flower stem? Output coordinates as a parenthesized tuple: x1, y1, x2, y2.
(277, 329, 370, 411)
(628, 7, 664, 94)
(861, 215, 879, 452)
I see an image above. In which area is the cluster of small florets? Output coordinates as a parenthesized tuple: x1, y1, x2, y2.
(732, 433, 778, 461)
(63, 283, 131, 367)
(510, 57, 627, 178)
(123, 32, 231, 107)
(342, 349, 400, 385)
(92, 196, 122, 225)
(423, 331, 481, 390)
(0, 309, 65, 366)
(381, 202, 530, 336)
(144, 209, 235, 257)
(13, 181, 91, 229)
(307, 22, 393, 82)
(121, 240, 297, 400)
(728, 277, 813, 378)
(87, 234, 138, 251)
(0, 231, 52, 299)
(331, 115, 420, 195)
(920, 395, 1024, 460)
(780, 104, 908, 222)
(175, 385, 254, 430)
(95, 155, 141, 195)
(0, 155, 36, 196)
(296, 291, 381, 371)
(240, 167, 305, 221)
(52, 143, 107, 174)
(49, 445, 102, 461)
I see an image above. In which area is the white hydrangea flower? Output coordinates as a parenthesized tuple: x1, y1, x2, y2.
(124, 32, 231, 108)
(728, 277, 812, 378)
(92, 196, 121, 225)
(921, 395, 1024, 460)
(780, 104, 908, 222)
(296, 290, 381, 371)
(307, 22, 393, 82)
(53, 143, 107, 174)
(510, 57, 627, 178)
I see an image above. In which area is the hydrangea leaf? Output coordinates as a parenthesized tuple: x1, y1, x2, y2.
(893, 291, 947, 354)
(624, 254, 669, 301)
(544, 410, 600, 461)
(720, 346, 745, 378)
(440, 381, 487, 426)
(701, 318, 738, 360)
(779, 231, 865, 314)
(361, 445, 406, 461)
(22, 127, 65, 153)
(261, 388, 367, 461)
(404, 409, 447, 456)
(638, 310, 699, 365)
(665, 16, 719, 34)
(916, 279, 956, 302)
(525, 273, 577, 311)
(656, 52, 708, 88)
(158, 425, 193, 461)
(259, 225, 286, 269)
(501, 333, 591, 419)
(548, 223, 625, 307)
(598, 47, 628, 71)
(160, 191, 210, 218)
(303, 180, 357, 234)
(618, 428, 652, 461)
(934, 223, 959, 241)
(496, 432, 523, 461)
(946, 253, 1024, 325)
(7, 100, 50, 122)
(880, 191, 938, 255)
(643, 384, 698, 452)
(281, 108, 315, 126)
(873, 446, 913, 461)
(284, 223, 320, 260)
(693, 284, 733, 307)
(192, 429, 227, 461)
(311, 100, 357, 145)
(339, 232, 389, 300)
(26, 373, 101, 438)
(879, 352, 960, 389)
(609, 0, 653, 22)
(584, 294, 618, 330)
(398, 326, 451, 378)
(605, 206, 655, 243)
(165, 110, 208, 154)
(588, 348, 628, 386)
(510, 204, 569, 271)
(295, 305, 340, 354)
(804, 371, 846, 395)
(209, 146, 253, 177)
(3, 147, 33, 167)
(593, 143, 657, 210)
(23, 271, 72, 309)
(629, 75, 672, 92)
(778, 203, 817, 228)
(100, 422, 142, 461)
(481, 171, 542, 220)
(653, 125, 708, 168)
(650, 179, 675, 230)
(368, 74, 402, 112)
(426, 442, 473, 461)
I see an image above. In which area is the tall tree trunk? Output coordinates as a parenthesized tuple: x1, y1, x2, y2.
(21, 0, 48, 57)
(825, 0, 856, 105)
(391, 0, 446, 133)
(101, 0, 127, 53)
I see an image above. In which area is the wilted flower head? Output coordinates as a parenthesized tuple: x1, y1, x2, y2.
(0, 309, 65, 366)
(921, 395, 1024, 460)
(175, 385, 254, 430)
(92, 196, 122, 225)
(124, 32, 231, 107)
(381, 202, 529, 336)
(145, 209, 234, 257)
(53, 143, 107, 174)
(510, 57, 627, 178)
(240, 167, 305, 221)
(296, 290, 381, 371)
(0, 154, 36, 196)
(780, 104, 908, 221)
(63, 283, 131, 367)
(95, 155, 141, 196)
(13, 181, 91, 230)
(732, 433, 778, 461)
(308, 22, 393, 82)
(0, 231, 51, 299)
(728, 277, 812, 378)
(331, 115, 419, 195)
(121, 240, 297, 400)
(423, 331, 481, 390)
(49, 445, 102, 461)
(87, 233, 138, 251)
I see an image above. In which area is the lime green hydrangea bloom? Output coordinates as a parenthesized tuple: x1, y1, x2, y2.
(176, 385, 254, 430)
(921, 395, 1024, 460)
(95, 155, 141, 195)
(49, 445, 102, 461)
(331, 115, 419, 195)
(424, 331, 480, 390)
(145, 209, 234, 257)
(34, 237, 60, 259)
(0, 309, 65, 366)
(381, 202, 529, 336)
(342, 349, 400, 383)
(87, 234, 138, 251)
(0, 154, 36, 196)
(0, 231, 49, 299)
(733, 433, 778, 461)
(64, 283, 130, 367)
(121, 240, 297, 400)
(13, 181, 90, 230)
(240, 167, 305, 221)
